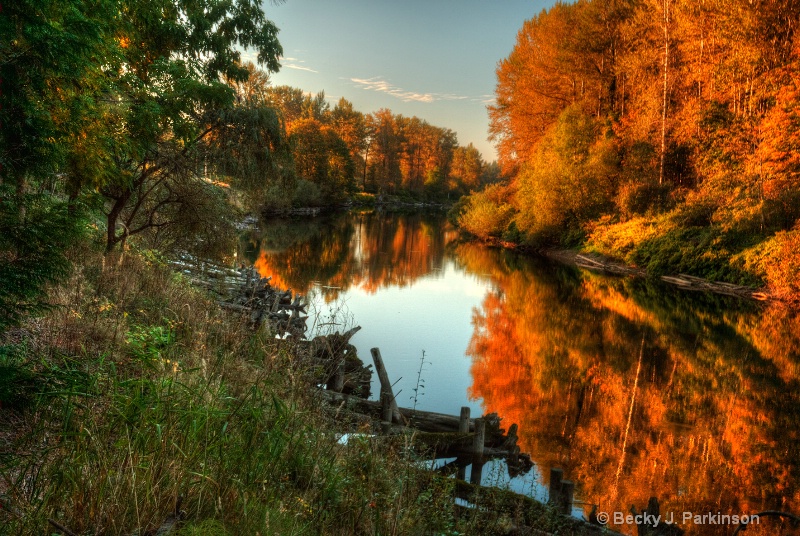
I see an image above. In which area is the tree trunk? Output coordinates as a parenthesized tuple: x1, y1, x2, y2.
(659, 0, 671, 186)
(105, 195, 129, 254)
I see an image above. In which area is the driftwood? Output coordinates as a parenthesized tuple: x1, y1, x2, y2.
(319, 390, 531, 471)
(549, 250, 770, 301)
(211, 266, 310, 334)
(321, 390, 472, 433)
(304, 327, 371, 397)
(660, 273, 769, 300)
(575, 253, 646, 277)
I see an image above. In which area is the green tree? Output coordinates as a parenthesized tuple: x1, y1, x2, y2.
(94, 0, 283, 252)
(0, 0, 117, 330)
(514, 106, 619, 242)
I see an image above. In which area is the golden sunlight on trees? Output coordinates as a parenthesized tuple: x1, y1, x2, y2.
(460, 0, 800, 299)
(514, 106, 618, 242)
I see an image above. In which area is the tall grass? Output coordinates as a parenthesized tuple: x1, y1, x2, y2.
(0, 246, 472, 535)
(2, 239, 596, 535)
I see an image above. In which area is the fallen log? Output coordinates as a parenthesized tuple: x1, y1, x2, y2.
(320, 390, 472, 432)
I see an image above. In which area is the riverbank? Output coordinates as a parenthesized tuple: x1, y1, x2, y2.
(0, 241, 606, 535)
(262, 193, 452, 218)
(451, 225, 789, 305)
(450, 183, 800, 306)
(541, 249, 771, 302)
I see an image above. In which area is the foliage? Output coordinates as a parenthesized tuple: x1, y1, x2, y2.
(462, 0, 800, 292)
(513, 106, 619, 243)
(457, 183, 516, 241)
(738, 229, 800, 301)
(290, 118, 356, 202)
(0, 189, 88, 332)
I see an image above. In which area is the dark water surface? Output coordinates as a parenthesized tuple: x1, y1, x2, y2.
(240, 210, 800, 535)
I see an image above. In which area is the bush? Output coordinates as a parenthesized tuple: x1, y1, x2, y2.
(615, 180, 673, 218)
(457, 183, 516, 241)
(447, 195, 471, 226)
(739, 229, 800, 299)
(291, 178, 322, 207)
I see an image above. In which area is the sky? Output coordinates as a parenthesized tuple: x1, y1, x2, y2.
(246, 0, 555, 162)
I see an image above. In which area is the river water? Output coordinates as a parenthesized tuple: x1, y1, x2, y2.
(240, 210, 800, 535)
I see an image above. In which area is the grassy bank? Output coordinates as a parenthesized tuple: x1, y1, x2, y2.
(0, 237, 593, 535)
(450, 193, 800, 304)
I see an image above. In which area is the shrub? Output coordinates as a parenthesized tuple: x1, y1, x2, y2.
(457, 183, 516, 241)
(291, 178, 322, 207)
(739, 229, 800, 300)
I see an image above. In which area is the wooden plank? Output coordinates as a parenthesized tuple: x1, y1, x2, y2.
(370, 348, 403, 424)
(319, 390, 472, 433)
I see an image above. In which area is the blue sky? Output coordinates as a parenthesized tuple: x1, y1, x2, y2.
(248, 0, 554, 162)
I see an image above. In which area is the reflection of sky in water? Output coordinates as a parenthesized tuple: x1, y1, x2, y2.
(306, 258, 488, 416)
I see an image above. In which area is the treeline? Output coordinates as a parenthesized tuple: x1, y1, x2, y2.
(455, 0, 800, 298)
(257, 82, 501, 207)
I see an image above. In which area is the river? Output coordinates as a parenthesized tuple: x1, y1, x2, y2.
(239, 210, 800, 535)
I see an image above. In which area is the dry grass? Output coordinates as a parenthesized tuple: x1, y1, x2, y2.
(0, 246, 477, 535)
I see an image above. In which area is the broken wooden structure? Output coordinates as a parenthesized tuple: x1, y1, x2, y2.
(174, 258, 310, 335)
(303, 326, 372, 398)
(219, 266, 310, 335)
(319, 346, 533, 479)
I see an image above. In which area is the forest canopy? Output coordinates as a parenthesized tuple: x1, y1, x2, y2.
(457, 0, 800, 300)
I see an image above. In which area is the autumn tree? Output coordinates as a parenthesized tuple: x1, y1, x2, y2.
(266, 85, 308, 128)
(450, 144, 485, 194)
(290, 118, 356, 202)
(366, 109, 403, 195)
(330, 98, 368, 184)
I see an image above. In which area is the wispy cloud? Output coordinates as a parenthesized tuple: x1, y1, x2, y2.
(351, 77, 435, 103)
(280, 56, 318, 74)
(474, 94, 495, 105)
(350, 77, 488, 105)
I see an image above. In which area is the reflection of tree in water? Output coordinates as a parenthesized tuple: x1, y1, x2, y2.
(458, 242, 800, 535)
(249, 211, 456, 301)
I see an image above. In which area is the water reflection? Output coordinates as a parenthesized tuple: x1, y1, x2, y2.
(245, 211, 456, 300)
(244, 212, 800, 535)
(459, 243, 800, 535)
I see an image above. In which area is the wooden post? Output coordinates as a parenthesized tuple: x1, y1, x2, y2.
(370, 348, 402, 424)
(459, 406, 471, 434)
(472, 418, 485, 458)
(470, 460, 484, 486)
(457, 461, 467, 481)
(332, 359, 345, 392)
(380, 392, 393, 424)
(548, 467, 563, 506)
(560, 480, 575, 515)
